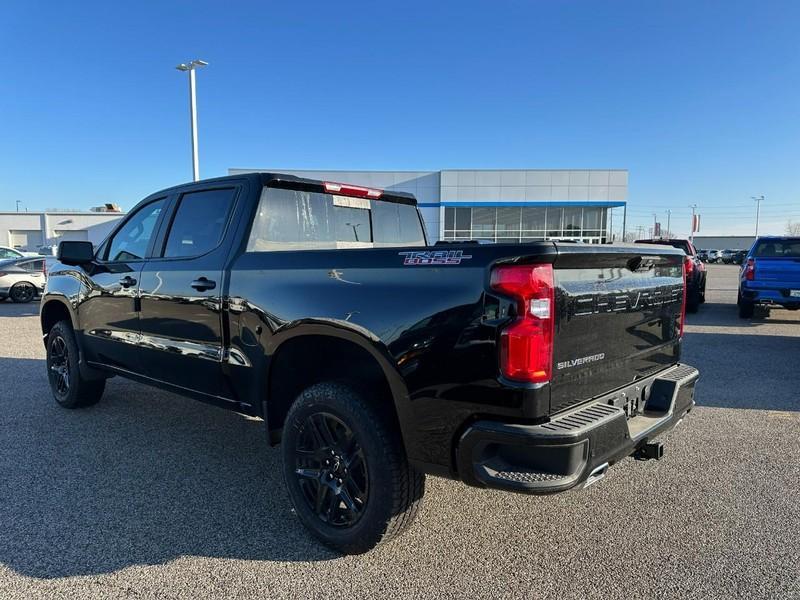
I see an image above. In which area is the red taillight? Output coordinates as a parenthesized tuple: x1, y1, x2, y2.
(490, 264, 555, 383)
(680, 259, 687, 337)
(744, 258, 755, 281)
(323, 181, 383, 199)
(684, 255, 694, 275)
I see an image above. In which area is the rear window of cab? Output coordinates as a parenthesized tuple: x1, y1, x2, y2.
(753, 239, 800, 258)
(247, 187, 426, 252)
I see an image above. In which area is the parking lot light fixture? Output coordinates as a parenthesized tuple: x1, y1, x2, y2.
(175, 60, 208, 182)
(751, 196, 765, 237)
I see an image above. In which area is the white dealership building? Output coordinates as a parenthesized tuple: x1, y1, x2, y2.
(230, 168, 628, 245)
(0, 209, 124, 252)
(2, 168, 629, 251)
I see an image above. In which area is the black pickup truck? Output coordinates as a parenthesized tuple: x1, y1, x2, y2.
(41, 173, 698, 554)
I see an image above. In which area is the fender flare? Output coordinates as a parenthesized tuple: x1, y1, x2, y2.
(39, 295, 78, 339)
(266, 318, 413, 445)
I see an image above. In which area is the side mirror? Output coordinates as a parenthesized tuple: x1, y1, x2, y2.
(57, 241, 94, 266)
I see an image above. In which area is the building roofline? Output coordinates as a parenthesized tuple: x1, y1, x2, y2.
(229, 167, 628, 173)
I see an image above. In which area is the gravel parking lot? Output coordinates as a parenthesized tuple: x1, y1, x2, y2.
(0, 264, 798, 599)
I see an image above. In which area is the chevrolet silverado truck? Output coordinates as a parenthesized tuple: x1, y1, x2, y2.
(41, 173, 699, 554)
(738, 236, 800, 318)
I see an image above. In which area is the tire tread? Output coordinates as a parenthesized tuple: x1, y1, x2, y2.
(283, 381, 425, 554)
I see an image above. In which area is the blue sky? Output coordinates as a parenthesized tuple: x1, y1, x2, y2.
(1, 0, 798, 237)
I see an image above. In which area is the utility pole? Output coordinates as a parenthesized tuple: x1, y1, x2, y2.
(751, 196, 764, 237)
(15, 200, 22, 213)
(689, 204, 698, 242)
(176, 59, 208, 182)
(666, 209, 672, 237)
(622, 204, 627, 241)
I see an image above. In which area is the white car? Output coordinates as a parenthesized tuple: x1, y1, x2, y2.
(0, 257, 48, 303)
(0, 246, 38, 258)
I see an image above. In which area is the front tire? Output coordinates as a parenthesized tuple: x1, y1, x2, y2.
(46, 320, 105, 408)
(282, 382, 425, 554)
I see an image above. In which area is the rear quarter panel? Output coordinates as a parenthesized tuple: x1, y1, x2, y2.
(225, 244, 557, 471)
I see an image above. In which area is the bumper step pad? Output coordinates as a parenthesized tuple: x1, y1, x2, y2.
(457, 363, 699, 494)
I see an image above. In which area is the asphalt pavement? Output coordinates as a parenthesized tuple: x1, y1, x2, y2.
(0, 264, 798, 599)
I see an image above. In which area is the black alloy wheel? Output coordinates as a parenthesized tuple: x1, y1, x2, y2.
(46, 320, 105, 408)
(293, 412, 369, 527)
(281, 382, 425, 554)
(10, 282, 35, 303)
(48, 334, 71, 398)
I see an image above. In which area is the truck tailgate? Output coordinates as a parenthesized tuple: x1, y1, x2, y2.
(549, 245, 684, 413)
(752, 257, 800, 288)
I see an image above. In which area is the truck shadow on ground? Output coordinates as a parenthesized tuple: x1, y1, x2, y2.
(0, 357, 337, 580)
(682, 332, 799, 411)
(0, 300, 40, 318)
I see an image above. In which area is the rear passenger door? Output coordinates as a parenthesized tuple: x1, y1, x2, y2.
(19, 259, 47, 289)
(137, 185, 241, 397)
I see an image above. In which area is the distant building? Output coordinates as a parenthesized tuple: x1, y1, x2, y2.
(229, 168, 628, 244)
(692, 235, 756, 250)
(0, 210, 125, 251)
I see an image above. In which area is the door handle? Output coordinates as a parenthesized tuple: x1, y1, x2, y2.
(119, 276, 137, 288)
(190, 277, 216, 291)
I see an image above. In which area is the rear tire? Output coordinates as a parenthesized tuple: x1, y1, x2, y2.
(10, 282, 36, 303)
(46, 320, 105, 408)
(686, 291, 700, 313)
(281, 381, 425, 554)
(738, 296, 754, 319)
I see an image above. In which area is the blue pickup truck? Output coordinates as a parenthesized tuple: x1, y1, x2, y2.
(738, 236, 800, 318)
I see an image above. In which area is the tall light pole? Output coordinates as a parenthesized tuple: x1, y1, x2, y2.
(751, 195, 764, 237)
(653, 212, 658, 238)
(666, 209, 671, 237)
(689, 204, 698, 242)
(176, 59, 208, 181)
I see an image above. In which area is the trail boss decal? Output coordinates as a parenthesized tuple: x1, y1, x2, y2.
(398, 250, 472, 266)
(557, 353, 606, 370)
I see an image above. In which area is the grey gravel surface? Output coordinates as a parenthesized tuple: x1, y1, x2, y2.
(0, 265, 798, 599)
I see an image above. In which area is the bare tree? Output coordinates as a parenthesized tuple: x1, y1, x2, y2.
(786, 220, 800, 236)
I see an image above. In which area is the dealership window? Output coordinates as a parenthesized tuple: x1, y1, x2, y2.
(442, 205, 608, 244)
(562, 207, 582, 236)
(521, 207, 547, 241)
(496, 208, 521, 241)
(472, 207, 495, 241)
(546, 208, 563, 238)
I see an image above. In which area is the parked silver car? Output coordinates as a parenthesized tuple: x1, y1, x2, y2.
(0, 257, 49, 303)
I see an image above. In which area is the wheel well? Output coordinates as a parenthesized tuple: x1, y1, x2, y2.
(41, 300, 72, 343)
(266, 335, 399, 444)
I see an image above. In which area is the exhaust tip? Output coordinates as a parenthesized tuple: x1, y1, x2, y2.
(583, 462, 609, 489)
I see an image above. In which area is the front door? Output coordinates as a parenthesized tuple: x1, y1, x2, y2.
(79, 197, 168, 372)
(137, 187, 240, 397)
